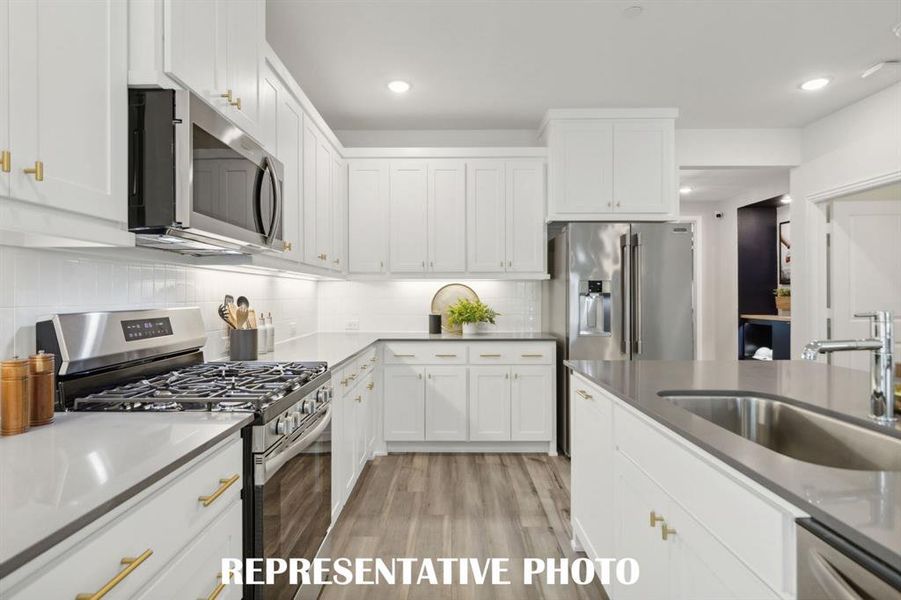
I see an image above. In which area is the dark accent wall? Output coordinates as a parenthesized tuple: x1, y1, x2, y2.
(737, 206, 777, 315)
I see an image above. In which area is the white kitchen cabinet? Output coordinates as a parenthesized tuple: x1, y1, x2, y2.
(6, 0, 127, 224)
(332, 157, 347, 271)
(510, 366, 553, 441)
(0, 0, 8, 199)
(270, 64, 303, 261)
(383, 366, 426, 441)
(505, 160, 545, 273)
(303, 116, 335, 268)
(259, 59, 280, 155)
(468, 366, 512, 441)
(348, 160, 389, 274)
(546, 120, 613, 216)
(466, 160, 507, 272)
(612, 120, 675, 214)
(425, 366, 468, 441)
(341, 384, 359, 498)
(222, 0, 260, 137)
(389, 161, 429, 273)
(427, 160, 466, 272)
(163, 0, 222, 108)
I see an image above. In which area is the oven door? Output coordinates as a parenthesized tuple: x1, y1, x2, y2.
(252, 406, 332, 600)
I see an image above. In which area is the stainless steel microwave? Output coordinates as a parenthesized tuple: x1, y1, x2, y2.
(128, 89, 285, 255)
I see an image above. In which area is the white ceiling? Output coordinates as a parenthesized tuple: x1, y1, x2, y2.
(679, 168, 789, 202)
(266, 0, 901, 131)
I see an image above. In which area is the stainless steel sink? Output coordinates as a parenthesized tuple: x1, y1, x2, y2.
(659, 394, 901, 471)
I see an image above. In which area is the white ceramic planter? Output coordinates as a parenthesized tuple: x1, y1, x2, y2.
(462, 322, 479, 335)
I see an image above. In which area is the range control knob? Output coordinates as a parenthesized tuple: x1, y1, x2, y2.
(301, 399, 314, 414)
(316, 389, 327, 403)
(275, 419, 286, 435)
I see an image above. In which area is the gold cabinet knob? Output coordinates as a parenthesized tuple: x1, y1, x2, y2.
(1, 150, 10, 173)
(367, 382, 374, 390)
(231, 97, 242, 110)
(23, 160, 44, 181)
(220, 89, 234, 102)
(649, 511, 664, 527)
(318, 253, 327, 260)
(284, 241, 293, 251)
(355, 395, 362, 403)
(661, 523, 677, 541)
(333, 257, 340, 265)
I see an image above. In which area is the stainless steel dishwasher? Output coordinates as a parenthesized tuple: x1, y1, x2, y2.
(797, 519, 901, 600)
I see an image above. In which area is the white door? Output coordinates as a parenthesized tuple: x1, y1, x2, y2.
(510, 366, 552, 441)
(570, 383, 615, 561)
(468, 366, 511, 441)
(164, 0, 223, 109)
(830, 187, 901, 371)
(9, 0, 127, 223)
(428, 160, 466, 272)
(466, 160, 507, 272)
(389, 161, 429, 273)
(506, 160, 545, 273)
(275, 90, 302, 261)
(0, 0, 8, 198)
(383, 366, 425, 441)
(223, 0, 259, 137)
(547, 120, 613, 216)
(331, 158, 346, 271)
(425, 366, 468, 441)
(348, 160, 389, 273)
(614, 452, 671, 600)
(613, 120, 674, 214)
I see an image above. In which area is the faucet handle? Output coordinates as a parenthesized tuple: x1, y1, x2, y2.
(854, 311, 892, 322)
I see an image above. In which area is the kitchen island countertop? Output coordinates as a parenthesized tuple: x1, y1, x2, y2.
(0, 412, 252, 578)
(565, 359, 901, 569)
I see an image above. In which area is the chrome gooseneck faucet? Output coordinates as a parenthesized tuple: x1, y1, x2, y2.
(802, 311, 895, 425)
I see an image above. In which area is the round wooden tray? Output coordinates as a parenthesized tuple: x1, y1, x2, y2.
(430, 284, 479, 334)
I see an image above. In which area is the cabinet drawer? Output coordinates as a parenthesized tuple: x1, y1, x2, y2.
(383, 342, 466, 364)
(614, 405, 798, 594)
(132, 499, 242, 600)
(7, 436, 242, 599)
(470, 342, 554, 364)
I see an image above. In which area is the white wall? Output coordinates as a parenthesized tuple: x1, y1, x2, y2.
(336, 129, 540, 148)
(317, 280, 541, 333)
(790, 82, 901, 357)
(0, 246, 319, 360)
(676, 129, 801, 168)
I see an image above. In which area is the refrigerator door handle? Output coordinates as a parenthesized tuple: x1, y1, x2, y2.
(620, 233, 632, 356)
(632, 232, 643, 355)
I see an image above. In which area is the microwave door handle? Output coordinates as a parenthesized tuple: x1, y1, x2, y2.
(261, 407, 331, 484)
(268, 158, 282, 245)
(256, 158, 277, 244)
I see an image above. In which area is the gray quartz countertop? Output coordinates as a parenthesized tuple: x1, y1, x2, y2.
(0, 412, 252, 578)
(267, 331, 555, 368)
(564, 359, 901, 569)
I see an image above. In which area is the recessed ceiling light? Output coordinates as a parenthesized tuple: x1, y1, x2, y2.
(780, 195, 792, 204)
(679, 186, 692, 194)
(800, 77, 831, 91)
(387, 80, 411, 94)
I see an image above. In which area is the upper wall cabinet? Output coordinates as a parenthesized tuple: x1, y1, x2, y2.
(303, 116, 342, 271)
(543, 109, 678, 221)
(0, 0, 132, 247)
(348, 160, 389, 274)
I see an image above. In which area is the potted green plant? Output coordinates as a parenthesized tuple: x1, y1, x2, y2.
(773, 287, 791, 314)
(446, 298, 499, 335)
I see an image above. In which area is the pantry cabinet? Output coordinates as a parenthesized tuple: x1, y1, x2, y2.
(348, 160, 389, 274)
(4, 0, 127, 225)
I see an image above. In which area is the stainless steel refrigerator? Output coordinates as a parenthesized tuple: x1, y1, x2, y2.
(544, 222, 695, 455)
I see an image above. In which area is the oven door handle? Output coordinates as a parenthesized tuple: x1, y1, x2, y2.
(262, 407, 331, 484)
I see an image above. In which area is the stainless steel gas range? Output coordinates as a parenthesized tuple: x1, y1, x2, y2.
(36, 307, 332, 600)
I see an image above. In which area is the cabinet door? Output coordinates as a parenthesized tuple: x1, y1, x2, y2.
(614, 452, 671, 600)
(570, 380, 615, 561)
(276, 90, 303, 261)
(223, 0, 260, 137)
(258, 60, 280, 155)
(164, 0, 223, 108)
(331, 157, 346, 271)
(466, 160, 507, 272)
(613, 120, 674, 214)
(348, 160, 389, 273)
(505, 160, 545, 273)
(427, 160, 466, 272)
(354, 389, 368, 475)
(342, 390, 359, 497)
(383, 366, 425, 441)
(315, 137, 333, 266)
(9, 0, 127, 223)
(0, 0, 8, 198)
(510, 366, 552, 441)
(425, 366, 468, 441)
(302, 118, 333, 266)
(547, 120, 613, 216)
(468, 366, 511, 441)
(389, 161, 428, 273)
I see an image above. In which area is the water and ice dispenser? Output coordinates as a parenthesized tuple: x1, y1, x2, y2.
(578, 280, 612, 336)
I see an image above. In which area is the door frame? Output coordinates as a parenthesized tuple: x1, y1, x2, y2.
(677, 214, 702, 360)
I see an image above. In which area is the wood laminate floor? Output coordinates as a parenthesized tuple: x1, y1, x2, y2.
(320, 453, 609, 600)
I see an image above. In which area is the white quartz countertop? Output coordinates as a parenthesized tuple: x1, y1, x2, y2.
(266, 331, 555, 367)
(0, 412, 252, 578)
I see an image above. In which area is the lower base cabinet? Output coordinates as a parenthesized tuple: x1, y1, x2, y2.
(425, 366, 468, 441)
(383, 365, 426, 441)
(468, 366, 511, 441)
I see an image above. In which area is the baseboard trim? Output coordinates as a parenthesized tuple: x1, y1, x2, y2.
(386, 441, 553, 454)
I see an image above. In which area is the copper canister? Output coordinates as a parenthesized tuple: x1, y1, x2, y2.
(28, 351, 55, 426)
(1, 358, 31, 436)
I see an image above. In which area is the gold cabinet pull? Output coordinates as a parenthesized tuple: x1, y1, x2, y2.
(284, 241, 293, 251)
(1, 150, 10, 173)
(203, 575, 225, 600)
(661, 523, 677, 541)
(340, 378, 348, 386)
(393, 353, 416, 358)
(434, 354, 457, 358)
(418, 373, 423, 379)
(23, 160, 44, 181)
(480, 353, 501, 358)
(318, 253, 327, 260)
(75, 548, 153, 600)
(220, 89, 234, 102)
(576, 390, 592, 400)
(198, 474, 239, 507)
(367, 382, 374, 390)
(348, 373, 357, 381)
(649, 511, 664, 527)
(521, 354, 544, 358)
(513, 373, 519, 379)
(355, 395, 362, 403)
(333, 258, 341, 265)
(231, 97, 242, 110)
